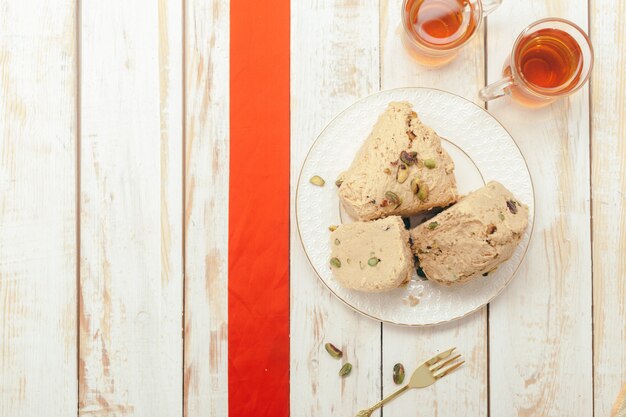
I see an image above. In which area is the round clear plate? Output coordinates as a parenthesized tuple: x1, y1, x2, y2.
(296, 87, 535, 326)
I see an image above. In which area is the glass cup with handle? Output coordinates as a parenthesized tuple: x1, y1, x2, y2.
(402, 0, 502, 67)
(479, 18, 594, 108)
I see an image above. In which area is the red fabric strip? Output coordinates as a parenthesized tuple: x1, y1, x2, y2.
(229, 0, 290, 415)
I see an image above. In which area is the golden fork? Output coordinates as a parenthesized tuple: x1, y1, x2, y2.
(355, 347, 464, 417)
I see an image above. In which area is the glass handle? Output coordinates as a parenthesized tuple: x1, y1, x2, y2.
(479, 75, 513, 102)
(481, 0, 502, 16)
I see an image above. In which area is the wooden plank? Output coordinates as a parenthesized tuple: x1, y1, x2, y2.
(290, 1, 382, 416)
(182, 0, 229, 415)
(0, 1, 77, 416)
(79, 0, 183, 415)
(486, 2, 593, 416)
(591, 0, 626, 415)
(379, 1, 488, 415)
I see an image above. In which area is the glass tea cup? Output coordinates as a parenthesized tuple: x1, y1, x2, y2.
(402, 0, 502, 67)
(479, 18, 594, 108)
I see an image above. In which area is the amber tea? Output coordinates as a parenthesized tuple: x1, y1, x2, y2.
(404, 0, 477, 48)
(480, 19, 593, 107)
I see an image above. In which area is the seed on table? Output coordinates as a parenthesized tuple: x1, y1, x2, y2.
(324, 343, 343, 359)
(339, 362, 352, 377)
(393, 363, 405, 384)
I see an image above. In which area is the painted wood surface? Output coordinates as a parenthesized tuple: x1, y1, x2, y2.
(1, 0, 625, 415)
(290, 1, 383, 416)
(79, 0, 183, 415)
(183, 0, 229, 415)
(591, 1, 626, 416)
(486, 1, 593, 416)
(0, 1, 77, 416)
(379, 1, 488, 415)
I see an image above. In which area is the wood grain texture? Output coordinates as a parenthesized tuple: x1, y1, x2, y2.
(0, 1, 77, 416)
(591, 0, 626, 415)
(379, 1, 487, 415)
(486, 2, 593, 416)
(290, 1, 382, 416)
(79, 1, 183, 415)
(183, 0, 229, 415)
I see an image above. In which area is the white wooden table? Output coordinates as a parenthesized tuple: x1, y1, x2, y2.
(1, 0, 625, 416)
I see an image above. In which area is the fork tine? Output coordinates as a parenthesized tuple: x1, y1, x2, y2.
(429, 354, 462, 372)
(433, 360, 465, 379)
(425, 347, 456, 366)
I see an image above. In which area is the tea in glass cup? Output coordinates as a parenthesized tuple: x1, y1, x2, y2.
(479, 18, 593, 108)
(402, 0, 502, 67)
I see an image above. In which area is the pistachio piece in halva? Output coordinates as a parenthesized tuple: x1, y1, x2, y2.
(368, 257, 380, 266)
(417, 183, 429, 201)
(506, 199, 518, 214)
(385, 191, 402, 207)
(396, 164, 409, 184)
(428, 221, 439, 230)
(410, 177, 421, 194)
(330, 257, 341, 268)
(400, 150, 418, 166)
(424, 159, 436, 169)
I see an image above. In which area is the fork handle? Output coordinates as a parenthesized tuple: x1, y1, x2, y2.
(356, 385, 410, 416)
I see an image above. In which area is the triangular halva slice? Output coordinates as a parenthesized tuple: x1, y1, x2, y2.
(337, 102, 458, 221)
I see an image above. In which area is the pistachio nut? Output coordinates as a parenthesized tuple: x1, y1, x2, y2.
(310, 175, 325, 186)
(506, 200, 518, 214)
(410, 177, 421, 194)
(424, 159, 436, 169)
(368, 257, 380, 267)
(396, 164, 409, 184)
(385, 191, 402, 208)
(400, 150, 418, 166)
(417, 183, 429, 201)
(339, 363, 352, 377)
(393, 363, 405, 384)
(324, 343, 343, 359)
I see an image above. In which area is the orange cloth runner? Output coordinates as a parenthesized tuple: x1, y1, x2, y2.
(229, 0, 290, 415)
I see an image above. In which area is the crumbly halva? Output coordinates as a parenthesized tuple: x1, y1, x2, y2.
(329, 216, 413, 292)
(337, 101, 458, 221)
(410, 181, 529, 286)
